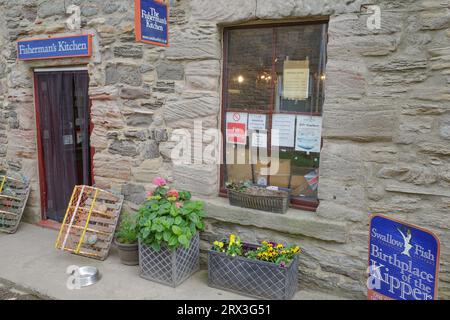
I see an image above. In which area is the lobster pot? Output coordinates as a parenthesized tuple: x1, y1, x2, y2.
(0, 172, 31, 234)
(55, 185, 124, 260)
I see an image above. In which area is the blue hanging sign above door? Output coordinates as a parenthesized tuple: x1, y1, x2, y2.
(17, 34, 92, 61)
(368, 214, 440, 300)
(135, 0, 169, 47)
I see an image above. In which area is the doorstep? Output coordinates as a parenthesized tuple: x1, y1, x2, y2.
(0, 223, 345, 300)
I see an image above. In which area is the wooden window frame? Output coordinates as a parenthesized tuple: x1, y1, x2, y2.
(219, 20, 328, 212)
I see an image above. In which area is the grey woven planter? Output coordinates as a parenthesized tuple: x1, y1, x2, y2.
(227, 189, 289, 214)
(208, 243, 299, 300)
(139, 233, 200, 287)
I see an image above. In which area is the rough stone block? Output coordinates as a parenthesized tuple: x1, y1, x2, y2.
(93, 153, 132, 181)
(166, 24, 220, 60)
(105, 63, 142, 86)
(173, 164, 218, 196)
(323, 102, 395, 142)
(164, 91, 219, 123)
(156, 62, 184, 81)
(109, 140, 139, 157)
(190, 0, 256, 23)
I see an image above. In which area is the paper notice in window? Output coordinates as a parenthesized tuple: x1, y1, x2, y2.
(251, 131, 267, 148)
(248, 114, 267, 130)
(295, 115, 322, 153)
(271, 114, 296, 147)
(283, 60, 309, 100)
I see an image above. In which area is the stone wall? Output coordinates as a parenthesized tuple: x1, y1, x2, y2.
(0, 0, 449, 299)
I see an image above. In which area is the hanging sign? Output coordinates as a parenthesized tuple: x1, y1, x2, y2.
(368, 214, 440, 300)
(226, 112, 247, 145)
(283, 60, 309, 100)
(17, 35, 92, 61)
(271, 114, 296, 147)
(135, 0, 169, 47)
(295, 115, 322, 153)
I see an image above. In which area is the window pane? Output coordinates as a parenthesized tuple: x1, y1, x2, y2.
(226, 28, 274, 111)
(274, 23, 327, 114)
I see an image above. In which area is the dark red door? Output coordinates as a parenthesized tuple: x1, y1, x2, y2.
(35, 71, 91, 222)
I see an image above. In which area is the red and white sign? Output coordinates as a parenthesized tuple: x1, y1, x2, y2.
(226, 112, 248, 145)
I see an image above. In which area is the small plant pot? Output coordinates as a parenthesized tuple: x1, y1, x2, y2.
(114, 239, 139, 266)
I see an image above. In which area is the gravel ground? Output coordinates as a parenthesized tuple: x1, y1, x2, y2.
(0, 278, 51, 300)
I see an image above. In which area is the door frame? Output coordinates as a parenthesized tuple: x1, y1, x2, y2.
(33, 66, 93, 221)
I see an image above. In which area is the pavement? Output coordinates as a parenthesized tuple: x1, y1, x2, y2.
(0, 223, 345, 300)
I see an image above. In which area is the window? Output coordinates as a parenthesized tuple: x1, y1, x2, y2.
(220, 21, 328, 211)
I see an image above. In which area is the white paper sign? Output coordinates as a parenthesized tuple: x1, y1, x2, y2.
(251, 131, 267, 148)
(295, 115, 322, 153)
(283, 60, 310, 100)
(271, 114, 296, 147)
(248, 114, 267, 130)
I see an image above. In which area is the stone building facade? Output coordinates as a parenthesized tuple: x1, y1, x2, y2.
(0, 0, 449, 299)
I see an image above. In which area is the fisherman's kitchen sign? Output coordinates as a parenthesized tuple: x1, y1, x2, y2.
(135, 0, 169, 47)
(17, 34, 92, 61)
(368, 214, 440, 300)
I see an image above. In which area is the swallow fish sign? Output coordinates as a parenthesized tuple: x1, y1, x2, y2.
(367, 214, 440, 300)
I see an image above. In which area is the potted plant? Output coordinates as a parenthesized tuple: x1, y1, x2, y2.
(208, 234, 301, 300)
(114, 213, 139, 265)
(226, 181, 290, 214)
(136, 177, 205, 287)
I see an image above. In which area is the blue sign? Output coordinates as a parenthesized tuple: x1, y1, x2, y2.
(17, 35, 92, 61)
(368, 215, 440, 300)
(135, 0, 169, 47)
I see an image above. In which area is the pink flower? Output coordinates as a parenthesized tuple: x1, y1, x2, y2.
(167, 189, 179, 199)
(175, 202, 183, 209)
(152, 177, 167, 187)
(147, 191, 153, 197)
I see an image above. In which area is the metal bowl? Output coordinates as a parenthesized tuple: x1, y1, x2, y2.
(77, 266, 100, 287)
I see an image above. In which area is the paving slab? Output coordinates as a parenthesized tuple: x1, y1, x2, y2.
(0, 223, 345, 300)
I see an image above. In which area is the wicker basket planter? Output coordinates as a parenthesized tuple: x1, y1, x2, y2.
(208, 242, 299, 300)
(227, 188, 289, 214)
(139, 233, 200, 287)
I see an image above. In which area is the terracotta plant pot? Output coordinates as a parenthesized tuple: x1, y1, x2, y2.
(114, 238, 139, 266)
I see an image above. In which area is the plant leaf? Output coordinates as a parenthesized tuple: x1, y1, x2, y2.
(172, 225, 182, 236)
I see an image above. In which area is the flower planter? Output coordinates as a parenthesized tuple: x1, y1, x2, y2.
(208, 242, 299, 300)
(139, 233, 200, 287)
(227, 189, 289, 214)
(114, 239, 139, 266)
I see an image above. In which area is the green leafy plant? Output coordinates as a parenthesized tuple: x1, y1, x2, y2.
(137, 177, 205, 251)
(213, 234, 242, 257)
(115, 214, 138, 244)
(225, 180, 252, 192)
(246, 241, 301, 267)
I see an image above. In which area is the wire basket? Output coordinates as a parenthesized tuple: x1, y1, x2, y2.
(55, 185, 124, 260)
(227, 189, 289, 214)
(0, 171, 30, 234)
(208, 242, 299, 300)
(139, 233, 200, 287)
